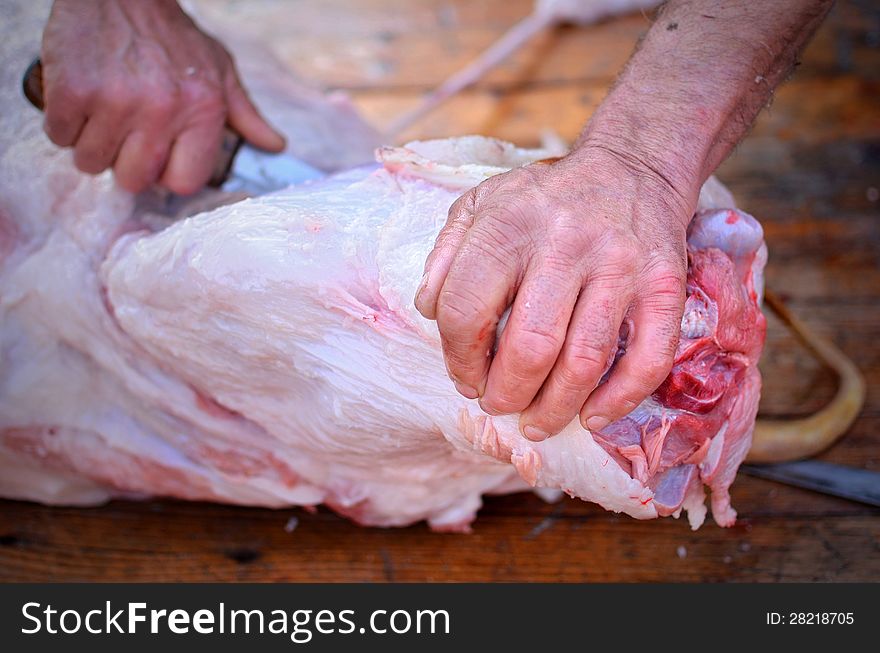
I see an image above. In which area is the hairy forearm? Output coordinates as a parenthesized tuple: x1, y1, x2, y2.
(573, 0, 833, 213)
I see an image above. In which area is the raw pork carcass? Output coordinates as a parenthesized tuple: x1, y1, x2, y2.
(0, 136, 767, 529)
(0, 0, 766, 530)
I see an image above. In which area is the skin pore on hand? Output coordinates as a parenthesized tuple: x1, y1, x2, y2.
(416, 0, 833, 441)
(40, 0, 285, 194)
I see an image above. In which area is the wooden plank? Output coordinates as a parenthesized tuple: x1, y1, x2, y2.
(347, 75, 880, 144)
(195, 0, 879, 91)
(1, 495, 877, 582)
(265, 22, 644, 90)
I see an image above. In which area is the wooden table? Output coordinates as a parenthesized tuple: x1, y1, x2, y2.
(1, 0, 878, 582)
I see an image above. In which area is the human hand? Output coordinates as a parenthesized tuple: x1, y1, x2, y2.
(40, 0, 285, 194)
(416, 146, 695, 440)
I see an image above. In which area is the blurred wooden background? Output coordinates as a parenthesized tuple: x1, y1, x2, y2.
(1, 0, 878, 581)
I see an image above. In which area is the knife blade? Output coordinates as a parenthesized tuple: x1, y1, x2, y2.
(22, 58, 322, 194)
(740, 460, 880, 508)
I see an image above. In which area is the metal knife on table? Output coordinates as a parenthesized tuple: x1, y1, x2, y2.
(740, 461, 880, 508)
(22, 58, 323, 194)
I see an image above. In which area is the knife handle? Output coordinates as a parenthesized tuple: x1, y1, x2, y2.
(22, 58, 240, 188)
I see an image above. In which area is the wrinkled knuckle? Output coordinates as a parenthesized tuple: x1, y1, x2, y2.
(562, 344, 607, 382)
(509, 330, 562, 373)
(482, 394, 522, 416)
(436, 287, 491, 338)
(645, 261, 686, 298)
(652, 270, 685, 293)
(474, 215, 526, 251)
(439, 222, 469, 245)
(592, 247, 638, 286)
(462, 235, 517, 271)
(603, 242, 639, 271)
(552, 363, 594, 396)
(541, 238, 586, 271)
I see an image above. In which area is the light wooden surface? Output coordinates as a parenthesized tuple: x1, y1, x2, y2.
(1, 0, 878, 582)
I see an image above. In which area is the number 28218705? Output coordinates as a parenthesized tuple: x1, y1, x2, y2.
(766, 613, 854, 625)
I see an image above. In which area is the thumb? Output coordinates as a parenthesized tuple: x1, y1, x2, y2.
(225, 72, 286, 153)
(415, 189, 477, 320)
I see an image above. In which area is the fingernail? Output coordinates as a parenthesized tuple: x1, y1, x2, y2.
(585, 415, 610, 431)
(454, 380, 479, 399)
(522, 425, 549, 441)
(415, 272, 429, 303)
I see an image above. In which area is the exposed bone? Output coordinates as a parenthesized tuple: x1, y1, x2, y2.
(748, 289, 866, 462)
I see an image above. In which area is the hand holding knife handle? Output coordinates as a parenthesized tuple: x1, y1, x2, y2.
(22, 58, 242, 188)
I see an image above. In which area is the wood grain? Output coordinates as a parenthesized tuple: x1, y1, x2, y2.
(1, 0, 878, 582)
